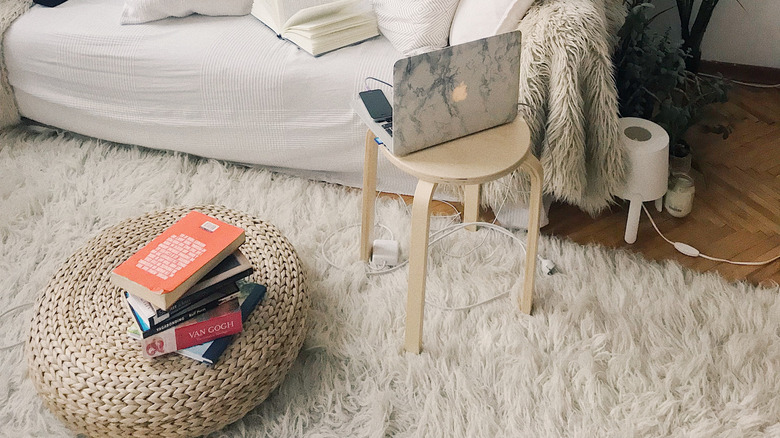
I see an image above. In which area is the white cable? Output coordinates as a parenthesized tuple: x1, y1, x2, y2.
(375, 187, 499, 260)
(698, 72, 780, 89)
(322, 179, 555, 310)
(437, 199, 461, 218)
(319, 218, 556, 312)
(426, 292, 510, 311)
(320, 222, 395, 271)
(642, 204, 780, 266)
(368, 221, 521, 276)
(433, 190, 482, 256)
(439, 172, 519, 259)
(380, 221, 548, 309)
(430, 200, 463, 241)
(376, 190, 408, 212)
(699, 252, 780, 266)
(0, 302, 33, 351)
(440, 224, 491, 258)
(364, 76, 393, 90)
(380, 173, 527, 261)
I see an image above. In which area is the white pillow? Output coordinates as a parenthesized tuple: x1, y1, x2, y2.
(121, 0, 253, 25)
(449, 0, 534, 45)
(371, 0, 460, 55)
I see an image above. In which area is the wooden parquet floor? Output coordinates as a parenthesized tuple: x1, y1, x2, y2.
(544, 85, 780, 286)
(389, 85, 778, 286)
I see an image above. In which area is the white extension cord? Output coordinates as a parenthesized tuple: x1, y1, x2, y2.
(320, 220, 556, 311)
(324, 173, 552, 311)
(642, 204, 780, 266)
(370, 220, 555, 273)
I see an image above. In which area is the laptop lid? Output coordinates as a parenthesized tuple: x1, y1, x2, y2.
(390, 30, 521, 157)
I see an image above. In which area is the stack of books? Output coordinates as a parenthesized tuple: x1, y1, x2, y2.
(110, 211, 265, 365)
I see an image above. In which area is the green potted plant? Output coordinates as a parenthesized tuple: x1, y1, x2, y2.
(614, 0, 729, 164)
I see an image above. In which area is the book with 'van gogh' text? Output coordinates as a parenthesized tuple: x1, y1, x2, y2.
(126, 283, 267, 363)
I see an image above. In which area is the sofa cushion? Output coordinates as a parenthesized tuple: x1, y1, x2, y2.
(371, 0, 459, 55)
(449, 0, 534, 45)
(121, 0, 253, 24)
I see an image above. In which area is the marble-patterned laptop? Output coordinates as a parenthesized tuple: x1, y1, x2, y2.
(361, 31, 521, 157)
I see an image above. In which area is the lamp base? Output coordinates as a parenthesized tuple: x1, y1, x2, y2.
(623, 198, 664, 244)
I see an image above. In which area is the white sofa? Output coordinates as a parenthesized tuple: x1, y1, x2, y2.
(0, 0, 627, 228)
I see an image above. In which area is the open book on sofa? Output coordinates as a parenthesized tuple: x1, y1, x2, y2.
(250, 0, 379, 56)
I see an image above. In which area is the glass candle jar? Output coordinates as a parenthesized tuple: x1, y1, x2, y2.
(665, 173, 695, 218)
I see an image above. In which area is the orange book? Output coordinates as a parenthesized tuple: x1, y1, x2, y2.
(110, 211, 246, 310)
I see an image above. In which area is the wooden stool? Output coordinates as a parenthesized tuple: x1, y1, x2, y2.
(359, 117, 543, 354)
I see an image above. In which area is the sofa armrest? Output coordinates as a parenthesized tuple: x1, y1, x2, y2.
(0, 0, 34, 129)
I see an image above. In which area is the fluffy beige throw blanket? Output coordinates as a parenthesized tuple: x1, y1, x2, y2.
(0, 0, 627, 214)
(482, 0, 627, 214)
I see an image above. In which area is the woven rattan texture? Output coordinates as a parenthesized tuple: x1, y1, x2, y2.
(26, 206, 309, 437)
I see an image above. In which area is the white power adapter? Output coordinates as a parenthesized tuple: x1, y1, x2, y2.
(371, 239, 400, 267)
(540, 258, 557, 275)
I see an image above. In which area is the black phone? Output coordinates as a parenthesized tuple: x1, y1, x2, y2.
(359, 89, 392, 123)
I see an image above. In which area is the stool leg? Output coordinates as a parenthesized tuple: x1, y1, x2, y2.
(655, 197, 663, 212)
(463, 184, 480, 231)
(624, 199, 641, 244)
(360, 131, 378, 262)
(519, 158, 543, 314)
(405, 179, 437, 354)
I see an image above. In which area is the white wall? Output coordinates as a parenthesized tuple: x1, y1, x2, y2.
(650, 0, 780, 68)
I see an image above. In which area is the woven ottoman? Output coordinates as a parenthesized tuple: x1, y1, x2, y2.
(26, 205, 309, 437)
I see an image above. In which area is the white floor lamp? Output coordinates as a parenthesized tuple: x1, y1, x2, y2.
(616, 117, 669, 244)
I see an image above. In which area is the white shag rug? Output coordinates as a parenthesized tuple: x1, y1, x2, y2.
(0, 125, 778, 438)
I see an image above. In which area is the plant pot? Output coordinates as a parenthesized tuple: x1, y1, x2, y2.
(669, 140, 692, 175)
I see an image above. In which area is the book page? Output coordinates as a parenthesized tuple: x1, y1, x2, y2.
(251, 0, 284, 34)
(285, 12, 371, 33)
(282, 0, 362, 29)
